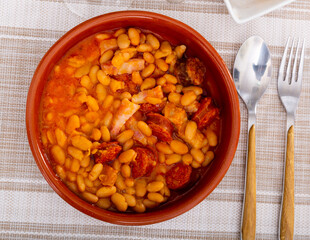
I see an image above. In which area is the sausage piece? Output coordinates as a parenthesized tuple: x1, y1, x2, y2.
(186, 58, 206, 86)
(174, 57, 206, 86)
(94, 142, 122, 163)
(131, 147, 157, 178)
(166, 163, 192, 190)
(146, 113, 174, 142)
(174, 59, 188, 86)
(192, 98, 220, 130)
(139, 102, 165, 114)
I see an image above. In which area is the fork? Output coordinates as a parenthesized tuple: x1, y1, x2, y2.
(277, 37, 305, 240)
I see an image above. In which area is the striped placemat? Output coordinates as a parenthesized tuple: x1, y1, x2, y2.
(0, 0, 309, 239)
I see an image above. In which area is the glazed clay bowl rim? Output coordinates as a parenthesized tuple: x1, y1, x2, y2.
(26, 10, 240, 225)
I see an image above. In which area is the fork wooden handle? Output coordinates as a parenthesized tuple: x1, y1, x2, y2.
(242, 125, 256, 240)
(280, 125, 294, 240)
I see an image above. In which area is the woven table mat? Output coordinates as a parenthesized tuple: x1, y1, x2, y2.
(0, 0, 310, 239)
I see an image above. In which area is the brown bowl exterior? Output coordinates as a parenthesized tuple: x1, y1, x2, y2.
(26, 11, 240, 225)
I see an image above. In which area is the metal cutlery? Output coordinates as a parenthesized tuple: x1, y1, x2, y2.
(233, 36, 272, 240)
(277, 37, 305, 240)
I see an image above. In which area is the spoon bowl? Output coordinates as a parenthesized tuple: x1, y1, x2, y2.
(234, 36, 272, 110)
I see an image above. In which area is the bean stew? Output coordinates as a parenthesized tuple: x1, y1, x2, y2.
(39, 27, 221, 213)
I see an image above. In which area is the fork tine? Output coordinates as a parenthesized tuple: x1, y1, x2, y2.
(297, 39, 305, 82)
(291, 38, 300, 83)
(278, 37, 291, 82)
(284, 37, 296, 84)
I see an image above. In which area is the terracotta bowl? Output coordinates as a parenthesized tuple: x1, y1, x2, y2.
(26, 11, 240, 225)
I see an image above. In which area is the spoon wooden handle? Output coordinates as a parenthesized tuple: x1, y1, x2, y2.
(280, 126, 294, 240)
(242, 125, 256, 240)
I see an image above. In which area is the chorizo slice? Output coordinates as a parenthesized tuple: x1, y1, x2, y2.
(174, 57, 206, 86)
(94, 142, 122, 163)
(166, 162, 192, 190)
(97, 141, 119, 150)
(174, 59, 189, 86)
(186, 57, 206, 86)
(146, 113, 174, 142)
(131, 147, 157, 178)
(192, 98, 220, 130)
(139, 101, 165, 114)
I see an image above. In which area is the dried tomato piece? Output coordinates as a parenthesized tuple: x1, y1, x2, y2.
(192, 98, 220, 130)
(131, 147, 157, 178)
(139, 102, 165, 114)
(166, 162, 192, 190)
(94, 142, 122, 163)
(99, 164, 118, 186)
(147, 113, 174, 142)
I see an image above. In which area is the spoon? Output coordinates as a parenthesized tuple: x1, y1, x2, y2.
(233, 36, 272, 240)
